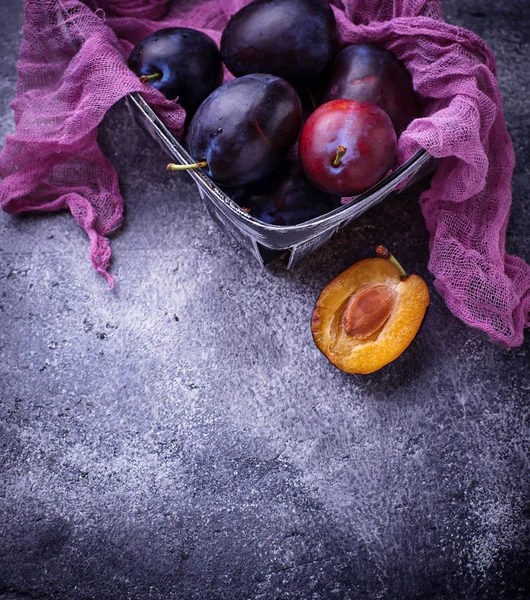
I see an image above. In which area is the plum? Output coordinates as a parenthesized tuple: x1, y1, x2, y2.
(230, 161, 341, 225)
(299, 99, 397, 196)
(311, 246, 430, 374)
(128, 28, 223, 115)
(323, 44, 420, 134)
(220, 0, 337, 85)
(168, 74, 302, 187)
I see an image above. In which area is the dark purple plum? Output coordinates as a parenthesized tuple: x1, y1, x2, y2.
(128, 28, 223, 115)
(220, 0, 337, 84)
(181, 74, 302, 187)
(323, 44, 420, 134)
(230, 161, 341, 225)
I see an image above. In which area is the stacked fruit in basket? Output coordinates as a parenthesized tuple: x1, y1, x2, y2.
(128, 0, 429, 375)
(128, 0, 420, 227)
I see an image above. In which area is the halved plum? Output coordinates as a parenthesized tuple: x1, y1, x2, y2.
(311, 248, 429, 374)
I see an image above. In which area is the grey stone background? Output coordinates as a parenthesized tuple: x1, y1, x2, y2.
(0, 1, 529, 599)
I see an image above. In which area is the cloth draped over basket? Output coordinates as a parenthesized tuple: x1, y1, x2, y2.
(1, 0, 529, 346)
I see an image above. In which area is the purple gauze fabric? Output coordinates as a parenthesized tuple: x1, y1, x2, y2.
(0, 0, 529, 346)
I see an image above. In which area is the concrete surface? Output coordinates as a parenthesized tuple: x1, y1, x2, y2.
(0, 1, 529, 599)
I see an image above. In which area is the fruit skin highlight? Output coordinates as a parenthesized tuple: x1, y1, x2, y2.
(299, 99, 397, 196)
(311, 250, 430, 374)
(128, 27, 223, 115)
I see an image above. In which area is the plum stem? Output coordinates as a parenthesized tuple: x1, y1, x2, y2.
(332, 145, 347, 167)
(167, 161, 208, 171)
(140, 72, 162, 83)
(376, 245, 408, 279)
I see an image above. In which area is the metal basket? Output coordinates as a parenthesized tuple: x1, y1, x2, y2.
(127, 92, 433, 267)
